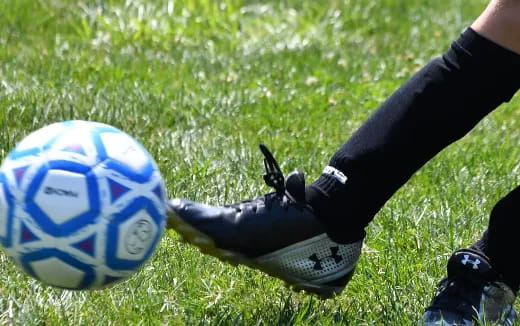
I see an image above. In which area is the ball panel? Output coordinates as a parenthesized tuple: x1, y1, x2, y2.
(25, 162, 100, 237)
(47, 127, 102, 167)
(0, 154, 48, 199)
(151, 174, 167, 204)
(13, 166, 30, 186)
(106, 197, 164, 270)
(0, 179, 8, 238)
(144, 172, 168, 215)
(30, 257, 85, 288)
(93, 130, 155, 183)
(70, 120, 118, 132)
(34, 170, 90, 225)
(106, 177, 131, 204)
(22, 249, 95, 289)
(8, 122, 67, 160)
(0, 174, 14, 246)
(71, 234, 96, 257)
(116, 209, 158, 261)
(20, 222, 40, 243)
(99, 132, 150, 172)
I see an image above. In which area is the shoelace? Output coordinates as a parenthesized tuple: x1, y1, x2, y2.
(226, 144, 292, 211)
(259, 143, 285, 195)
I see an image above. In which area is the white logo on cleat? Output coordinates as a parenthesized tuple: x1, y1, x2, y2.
(461, 254, 481, 270)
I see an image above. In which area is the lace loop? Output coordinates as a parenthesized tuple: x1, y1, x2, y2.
(259, 143, 285, 194)
(225, 144, 286, 212)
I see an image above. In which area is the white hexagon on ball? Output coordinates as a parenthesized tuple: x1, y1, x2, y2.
(0, 186, 8, 238)
(15, 122, 67, 152)
(30, 257, 85, 288)
(34, 170, 90, 224)
(116, 209, 158, 261)
(100, 132, 149, 172)
(47, 128, 100, 166)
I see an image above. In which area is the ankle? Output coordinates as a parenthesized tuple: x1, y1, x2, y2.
(305, 177, 366, 244)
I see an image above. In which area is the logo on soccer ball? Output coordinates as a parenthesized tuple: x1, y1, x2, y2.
(44, 186, 79, 198)
(125, 219, 154, 255)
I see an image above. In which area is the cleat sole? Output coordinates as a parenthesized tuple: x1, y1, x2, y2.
(167, 209, 345, 299)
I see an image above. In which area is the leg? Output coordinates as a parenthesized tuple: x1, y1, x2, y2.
(167, 0, 520, 306)
(307, 1, 520, 243)
(462, 0, 520, 297)
(472, 0, 520, 54)
(421, 1, 520, 323)
(486, 186, 520, 292)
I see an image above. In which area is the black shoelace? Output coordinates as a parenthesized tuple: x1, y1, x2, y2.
(225, 144, 293, 211)
(259, 143, 285, 195)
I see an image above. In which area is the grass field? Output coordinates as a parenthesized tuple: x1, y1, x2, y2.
(2, 0, 520, 324)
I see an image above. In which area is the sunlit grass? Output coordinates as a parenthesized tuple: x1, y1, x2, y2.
(2, 0, 520, 324)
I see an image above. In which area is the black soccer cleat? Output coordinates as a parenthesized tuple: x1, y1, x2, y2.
(422, 249, 517, 325)
(167, 144, 363, 298)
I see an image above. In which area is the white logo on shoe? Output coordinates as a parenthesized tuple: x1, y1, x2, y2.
(461, 254, 481, 270)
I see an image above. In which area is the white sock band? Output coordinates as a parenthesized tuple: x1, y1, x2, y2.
(323, 166, 348, 184)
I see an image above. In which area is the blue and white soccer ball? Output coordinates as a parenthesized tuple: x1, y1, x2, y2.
(0, 120, 167, 289)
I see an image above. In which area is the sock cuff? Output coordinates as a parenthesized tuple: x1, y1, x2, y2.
(458, 28, 520, 65)
(310, 173, 345, 195)
(453, 28, 520, 102)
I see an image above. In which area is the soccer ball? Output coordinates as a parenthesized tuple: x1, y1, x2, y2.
(0, 120, 167, 289)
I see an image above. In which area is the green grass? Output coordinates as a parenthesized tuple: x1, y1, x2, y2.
(1, 0, 520, 324)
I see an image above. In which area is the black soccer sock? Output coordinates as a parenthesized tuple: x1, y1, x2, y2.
(469, 230, 489, 255)
(306, 28, 520, 243)
(484, 186, 520, 293)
